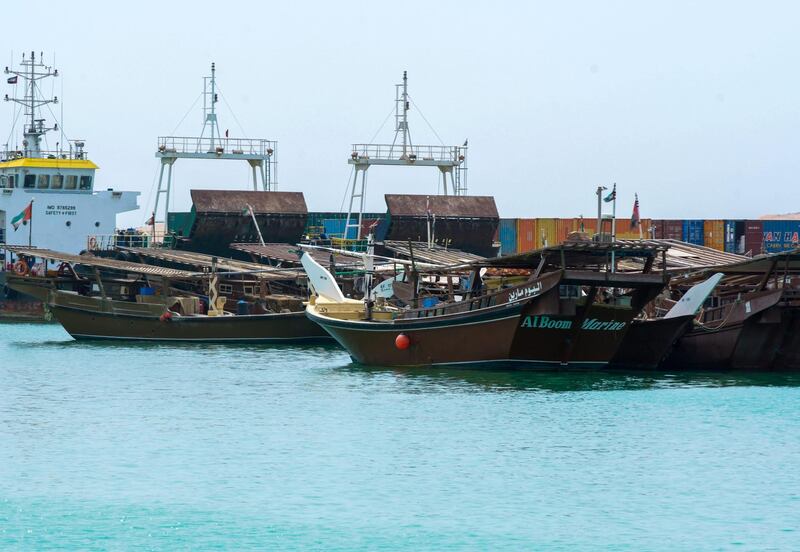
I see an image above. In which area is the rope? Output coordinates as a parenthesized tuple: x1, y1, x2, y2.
(409, 96, 445, 146)
(215, 86, 249, 139)
(692, 301, 739, 332)
(169, 92, 203, 136)
(368, 106, 396, 144)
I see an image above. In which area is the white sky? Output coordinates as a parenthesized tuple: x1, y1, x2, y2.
(5, 1, 799, 227)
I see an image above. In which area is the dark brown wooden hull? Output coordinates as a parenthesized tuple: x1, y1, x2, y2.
(609, 315, 695, 370)
(308, 291, 644, 368)
(50, 303, 330, 343)
(663, 289, 784, 370)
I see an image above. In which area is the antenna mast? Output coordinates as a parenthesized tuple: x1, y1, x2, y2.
(4, 51, 59, 159)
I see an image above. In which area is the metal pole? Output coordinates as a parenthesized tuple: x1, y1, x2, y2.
(401, 71, 408, 157)
(611, 183, 617, 242)
(611, 183, 617, 273)
(596, 186, 603, 241)
(28, 198, 33, 247)
(209, 63, 216, 149)
(165, 161, 174, 234)
(153, 161, 166, 222)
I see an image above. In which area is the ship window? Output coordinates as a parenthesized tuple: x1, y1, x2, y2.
(23, 174, 36, 188)
(79, 175, 92, 190)
(37, 174, 50, 189)
(51, 174, 64, 189)
(8, 175, 15, 188)
(219, 284, 233, 295)
(0, 175, 6, 188)
(65, 175, 77, 190)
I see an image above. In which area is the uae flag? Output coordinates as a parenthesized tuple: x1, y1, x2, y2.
(11, 201, 32, 230)
(7, 75, 18, 84)
(630, 194, 640, 229)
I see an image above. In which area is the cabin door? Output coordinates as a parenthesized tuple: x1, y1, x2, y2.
(0, 210, 5, 244)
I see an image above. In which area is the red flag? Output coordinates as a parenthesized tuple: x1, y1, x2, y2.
(145, 214, 155, 226)
(630, 194, 640, 229)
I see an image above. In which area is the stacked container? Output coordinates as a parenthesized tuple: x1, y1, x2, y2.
(703, 220, 725, 251)
(499, 219, 518, 256)
(744, 220, 764, 255)
(762, 220, 800, 253)
(682, 220, 705, 245)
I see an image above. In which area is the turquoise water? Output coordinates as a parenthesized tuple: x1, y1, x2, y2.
(1, 322, 799, 550)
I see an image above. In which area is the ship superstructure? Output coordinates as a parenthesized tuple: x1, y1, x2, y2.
(0, 51, 139, 255)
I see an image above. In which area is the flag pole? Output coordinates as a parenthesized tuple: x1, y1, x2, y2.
(610, 184, 616, 273)
(28, 199, 33, 247)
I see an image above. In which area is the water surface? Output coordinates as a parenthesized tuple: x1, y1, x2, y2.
(1, 322, 799, 550)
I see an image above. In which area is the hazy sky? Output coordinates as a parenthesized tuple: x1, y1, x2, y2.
(5, 1, 799, 227)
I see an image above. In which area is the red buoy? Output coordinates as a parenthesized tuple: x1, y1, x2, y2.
(395, 333, 411, 350)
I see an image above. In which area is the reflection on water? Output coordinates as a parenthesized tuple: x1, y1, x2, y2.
(342, 363, 800, 393)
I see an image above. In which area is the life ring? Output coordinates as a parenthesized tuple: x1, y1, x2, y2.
(13, 260, 29, 276)
(56, 262, 72, 277)
(88, 237, 98, 249)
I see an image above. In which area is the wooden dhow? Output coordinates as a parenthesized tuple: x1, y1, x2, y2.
(303, 240, 670, 367)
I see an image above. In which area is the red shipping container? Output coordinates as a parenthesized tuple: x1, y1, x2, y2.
(744, 220, 764, 256)
(652, 219, 683, 240)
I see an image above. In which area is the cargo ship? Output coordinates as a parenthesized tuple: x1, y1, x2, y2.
(1, 52, 139, 319)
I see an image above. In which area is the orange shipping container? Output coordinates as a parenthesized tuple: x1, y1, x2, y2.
(704, 220, 725, 251)
(516, 219, 537, 252)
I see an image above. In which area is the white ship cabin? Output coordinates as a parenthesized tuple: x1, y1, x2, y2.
(0, 152, 139, 257)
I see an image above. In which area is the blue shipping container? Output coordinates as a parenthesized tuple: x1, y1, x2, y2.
(682, 220, 705, 246)
(322, 218, 358, 239)
(762, 220, 800, 253)
(499, 219, 518, 256)
(724, 220, 737, 253)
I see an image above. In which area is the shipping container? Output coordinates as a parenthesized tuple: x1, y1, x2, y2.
(322, 218, 358, 239)
(744, 220, 764, 256)
(703, 220, 725, 251)
(615, 218, 651, 240)
(723, 220, 745, 253)
(537, 218, 559, 248)
(499, 219, 518, 256)
(682, 220, 705, 245)
(516, 219, 558, 251)
(762, 220, 800, 253)
(516, 219, 537, 252)
(652, 219, 683, 240)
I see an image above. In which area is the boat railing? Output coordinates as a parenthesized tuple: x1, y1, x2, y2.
(350, 143, 465, 166)
(402, 278, 540, 320)
(1, 147, 90, 162)
(157, 136, 276, 157)
(87, 232, 168, 251)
